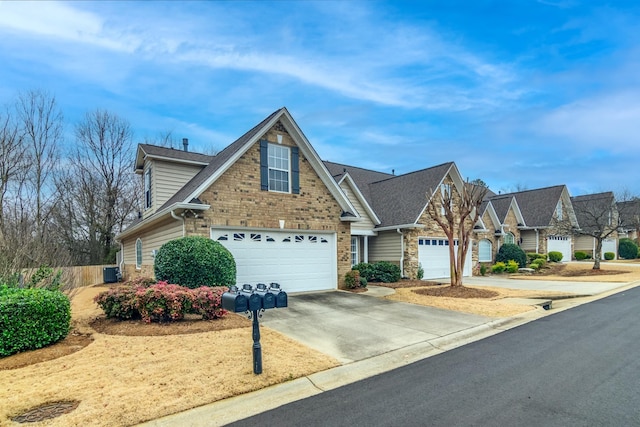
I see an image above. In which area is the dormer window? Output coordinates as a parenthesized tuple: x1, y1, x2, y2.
(144, 167, 152, 209)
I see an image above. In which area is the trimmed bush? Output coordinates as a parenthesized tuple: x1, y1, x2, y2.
(359, 277, 368, 288)
(417, 265, 424, 280)
(506, 260, 519, 273)
(574, 251, 588, 261)
(530, 262, 541, 271)
(344, 270, 360, 289)
(618, 238, 639, 260)
(548, 251, 563, 262)
(0, 286, 71, 357)
(154, 236, 236, 288)
(531, 258, 546, 269)
(526, 253, 546, 264)
(353, 262, 401, 283)
(491, 262, 506, 273)
(480, 264, 487, 276)
(94, 281, 227, 323)
(496, 244, 527, 268)
(604, 252, 615, 261)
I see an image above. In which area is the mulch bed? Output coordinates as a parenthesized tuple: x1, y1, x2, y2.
(0, 331, 93, 371)
(534, 263, 627, 277)
(89, 313, 251, 336)
(413, 286, 499, 299)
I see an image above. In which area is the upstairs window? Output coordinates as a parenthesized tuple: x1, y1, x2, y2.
(268, 144, 290, 192)
(504, 232, 515, 245)
(144, 167, 152, 209)
(260, 140, 299, 194)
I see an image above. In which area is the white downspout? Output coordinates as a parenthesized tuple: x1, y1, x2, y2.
(397, 228, 404, 278)
(535, 229, 539, 254)
(171, 210, 186, 237)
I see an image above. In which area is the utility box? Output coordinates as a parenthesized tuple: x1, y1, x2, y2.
(103, 267, 120, 284)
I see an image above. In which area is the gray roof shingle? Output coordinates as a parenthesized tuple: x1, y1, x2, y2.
(571, 192, 615, 232)
(492, 185, 566, 227)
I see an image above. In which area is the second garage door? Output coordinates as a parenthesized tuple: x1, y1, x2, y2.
(211, 228, 337, 293)
(547, 235, 571, 262)
(418, 238, 472, 280)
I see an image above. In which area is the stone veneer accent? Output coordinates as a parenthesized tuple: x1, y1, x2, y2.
(402, 177, 477, 279)
(181, 123, 351, 288)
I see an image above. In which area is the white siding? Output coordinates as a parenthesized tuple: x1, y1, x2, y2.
(520, 230, 538, 252)
(340, 181, 376, 232)
(369, 230, 402, 263)
(122, 219, 184, 268)
(154, 160, 204, 208)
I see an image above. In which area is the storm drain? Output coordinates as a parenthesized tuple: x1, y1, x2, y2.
(12, 400, 80, 423)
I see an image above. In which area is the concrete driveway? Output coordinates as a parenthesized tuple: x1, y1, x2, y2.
(261, 290, 489, 364)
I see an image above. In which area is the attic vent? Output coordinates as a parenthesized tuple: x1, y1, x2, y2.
(182, 138, 189, 152)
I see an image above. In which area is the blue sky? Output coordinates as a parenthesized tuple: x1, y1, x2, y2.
(1, 1, 639, 196)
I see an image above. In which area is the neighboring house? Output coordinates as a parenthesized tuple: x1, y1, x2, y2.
(571, 192, 618, 259)
(324, 161, 475, 280)
(117, 107, 359, 293)
(473, 193, 523, 265)
(490, 185, 578, 262)
(617, 199, 640, 242)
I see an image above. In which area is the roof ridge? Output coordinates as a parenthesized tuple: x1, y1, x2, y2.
(370, 161, 453, 185)
(497, 184, 565, 197)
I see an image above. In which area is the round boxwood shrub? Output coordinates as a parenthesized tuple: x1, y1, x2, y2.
(548, 251, 563, 262)
(574, 251, 588, 261)
(154, 236, 236, 288)
(0, 286, 71, 357)
(604, 252, 615, 261)
(618, 238, 639, 260)
(496, 243, 527, 268)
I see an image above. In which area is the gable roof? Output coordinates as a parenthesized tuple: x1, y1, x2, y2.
(617, 199, 640, 229)
(571, 192, 615, 232)
(323, 161, 394, 207)
(370, 162, 456, 227)
(135, 144, 214, 172)
(492, 185, 568, 228)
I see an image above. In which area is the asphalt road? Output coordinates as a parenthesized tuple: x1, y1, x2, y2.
(228, 287, 640, 427)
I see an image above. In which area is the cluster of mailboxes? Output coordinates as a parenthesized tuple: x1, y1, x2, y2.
(221, 283, 288, 312)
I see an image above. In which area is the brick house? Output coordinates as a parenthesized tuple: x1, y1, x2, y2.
(116, 108, 359, 292)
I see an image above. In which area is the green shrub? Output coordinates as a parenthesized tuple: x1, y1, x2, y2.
(548, 251, 563, 262)
(491, 262, 506, 273)
(496, 244, 527, 267)
(506, 260, 519, 273)
(527, 252, 546, 262)
(618, 238, 639, 260)
(574, 251, 588, 261)
(531, 258, 546, 270)
(353, 262, 374, 281)
(0, 287, 71, 357)
(530, 262, 540, 271)
(480, 264, 487, 276)
(154, 236, 236, 288)
(604, 252, 615, 261)
(372, 261, 402, 283)
(417, 264, 424, 280)
(93, 285, 141, 319)
(345, 270, 360, 289)
(353, 262, 401, 283)
(359, 277, 368, 288)
(27, 265, 63, 290)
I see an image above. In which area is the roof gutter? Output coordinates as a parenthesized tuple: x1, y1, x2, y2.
(171, 210, 186, 237)
(116, 202, 210, 240)
(375, 223, 425, 232)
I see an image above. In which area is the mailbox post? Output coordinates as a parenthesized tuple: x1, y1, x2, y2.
(221, 283, 288, 375)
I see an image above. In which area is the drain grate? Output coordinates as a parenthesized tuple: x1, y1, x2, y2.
(12, 400, 80, 423)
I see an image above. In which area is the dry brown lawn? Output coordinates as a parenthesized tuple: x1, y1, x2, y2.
(0, 286, 338, 427)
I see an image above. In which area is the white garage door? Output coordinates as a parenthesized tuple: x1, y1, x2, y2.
(418, 238, 472, 280)
(547, 235, 571, 262)
(211, 228, 336, 293)
(602, 238, 617, 259)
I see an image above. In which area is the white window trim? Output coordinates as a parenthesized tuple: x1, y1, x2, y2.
(144, 168, 152, 210)
(268, 144, 291, 193)
(479, 239, 493, 262)
(135, 238, 142, 270)
(351, 236, 359, 267)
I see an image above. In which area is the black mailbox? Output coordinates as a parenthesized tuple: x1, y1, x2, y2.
(269, 283, 288, 308)
(255, 283, 276, 309)
(247, 292, 263, 311)
(222, 291, 249, 313)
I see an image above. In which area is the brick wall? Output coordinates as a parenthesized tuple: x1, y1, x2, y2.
(184, 122, 351, 288)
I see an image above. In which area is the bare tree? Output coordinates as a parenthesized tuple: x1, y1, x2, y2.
(15, 89, 63, 236)
(0, 106, 27, 231)
(426, 181, 488, 287)
(555, 192, 628, 270)
(59, 109, 136, 264)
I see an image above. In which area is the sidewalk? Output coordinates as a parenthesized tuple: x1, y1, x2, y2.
(138, 280, 638, 427)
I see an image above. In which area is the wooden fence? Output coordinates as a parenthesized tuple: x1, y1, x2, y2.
(22, 265, 118, 289)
